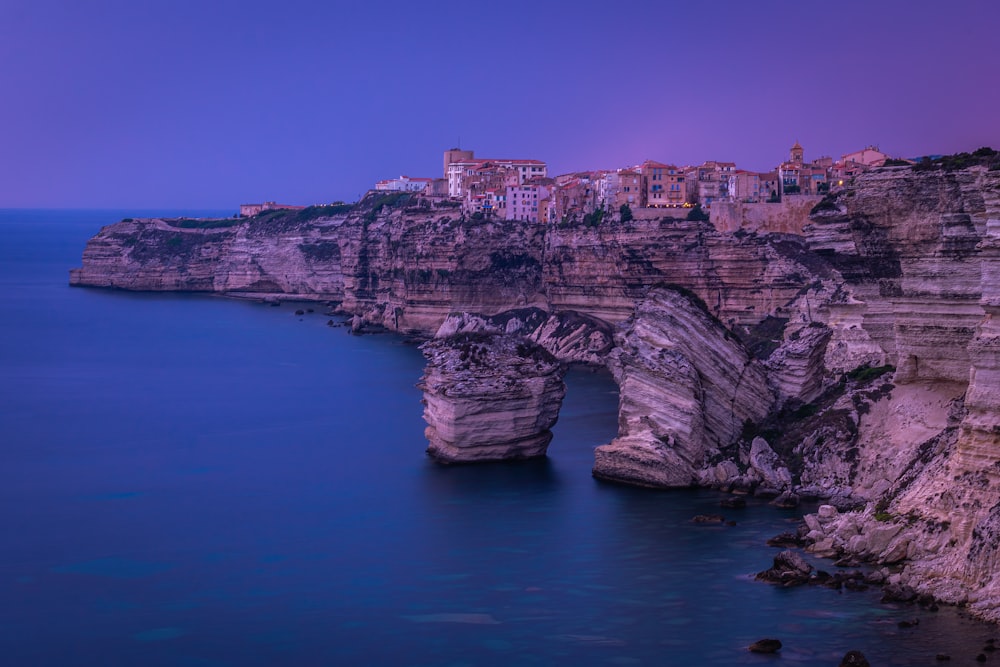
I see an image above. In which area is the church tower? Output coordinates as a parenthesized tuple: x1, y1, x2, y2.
(790, 140, 804, 164)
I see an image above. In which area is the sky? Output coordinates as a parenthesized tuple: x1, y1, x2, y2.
(1, 0, 998, 209)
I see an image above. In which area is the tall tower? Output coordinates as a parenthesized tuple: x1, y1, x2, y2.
(443, 148, 475, 178)
(790, 140, 804, 164)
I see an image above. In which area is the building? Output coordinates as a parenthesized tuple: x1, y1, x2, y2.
(641, 160, 687, 207)
(239, 201, 306, 217)
(424, 178, 449, 197)
(443, 149, 548, 199)
(506, 182, 550, 222)
(685, 161, 734, 206)
(609, 168, 642, 210)
(374, 175, 433, 192)
(728, 170, 762, 203)
(549, 176, 596, 222)
(777, 141, 828, 196)
(842, 145, 890, 167)
(759, 172, 780, 202)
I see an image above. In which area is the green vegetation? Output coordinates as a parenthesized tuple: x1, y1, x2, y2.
(874, 511, 894, 523)
(293, 203, 354, 220)
(845, 363, 895, 384)
(364, 192, 412, 222)
(582, 206, 605, 227)
(882, 158, 912, 167)
(766, 190, 780, 203)
(167, 218, 241, 229)
(782, 184, 801, 194)
(738, 315, 789, 360)
(913, 147, 1000, 172)
(619, 203, 633, 222)
(789, 402, 820, 420)
(686, 204, 709, 222)
(810, 196, 840, 215)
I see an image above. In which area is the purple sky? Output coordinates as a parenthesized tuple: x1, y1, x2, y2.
(2, 0, 998, 209)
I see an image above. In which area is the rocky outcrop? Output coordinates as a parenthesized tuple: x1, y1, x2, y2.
(69, 215, 348, 298)
(71, 199, 832, 339)
(434, 308, 614, 365)
(71, 164, 1000, 621)
(791, 166, 1000, 621)
(592, 287, 775, 487)
(418, 333, 566, 463)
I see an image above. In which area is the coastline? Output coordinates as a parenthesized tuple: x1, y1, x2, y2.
(65, 165, 1000, 626)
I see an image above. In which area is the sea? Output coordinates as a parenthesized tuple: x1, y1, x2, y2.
(0, 209, 994, 666)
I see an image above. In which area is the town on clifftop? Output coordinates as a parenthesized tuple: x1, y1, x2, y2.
(240, 142, 905, 224)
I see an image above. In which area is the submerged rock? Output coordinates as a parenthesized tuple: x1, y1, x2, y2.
(748, 638, 782, 654)
(419, 333, 566, 463)
(839, 650, 871, 667)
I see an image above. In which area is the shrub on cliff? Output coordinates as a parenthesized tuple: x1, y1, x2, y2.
(582, 207, 605, 227)
(913, 147, 999, 172)
(619, 203, 633, 222)
(167, 218, 241, 229)
(686, 204, 709, 222)
(810, 196, 840, 215)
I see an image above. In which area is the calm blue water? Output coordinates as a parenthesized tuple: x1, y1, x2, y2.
(0, 210, 994, 666)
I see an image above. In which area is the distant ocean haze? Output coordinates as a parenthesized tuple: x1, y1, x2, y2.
(0, 209, 992, 666)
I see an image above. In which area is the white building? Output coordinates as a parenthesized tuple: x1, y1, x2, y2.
(374, 175, 433, 192)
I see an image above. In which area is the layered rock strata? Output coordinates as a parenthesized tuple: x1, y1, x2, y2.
(70, 197, 830, 339)
(787, 166, 1000, 621)
(434, 308, 614, 365)
(418, 333, 566, 463)
(70, 165, 1000, 620)
(592, 287, 775, 487)
(69, 215, 348, 298)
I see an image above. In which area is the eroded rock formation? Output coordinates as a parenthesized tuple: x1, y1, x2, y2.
(434, 308, 614, 365)
(592, 287, 774, 487)
(418, 333, 566, 463)
(70, 164, 1000, 621)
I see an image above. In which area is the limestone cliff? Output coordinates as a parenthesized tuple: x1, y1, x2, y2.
(434, 308, 614, 365)
(592, 287, 775, 488)
(781, 165, 1000, 621)
(70, 213, 348, 298)
(71, 196, 829, 338)
(70, 164, 1000, 620)
(418, 333, 566, 462)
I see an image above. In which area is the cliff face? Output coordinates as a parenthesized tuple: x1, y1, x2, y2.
(789, 166, 1000, 620)
(434, 308, 614, 365)
(72, 166, 1000, 619)
(71, 199, 828, 338)
(70, 216, 349, 297)
(592, 288, 774, 488)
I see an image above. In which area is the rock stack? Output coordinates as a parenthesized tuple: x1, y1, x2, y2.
(419, 333, 566, 463)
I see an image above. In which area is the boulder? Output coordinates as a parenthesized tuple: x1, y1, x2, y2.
(749, 437, 792, 491)
(756, 550, 814, 585)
